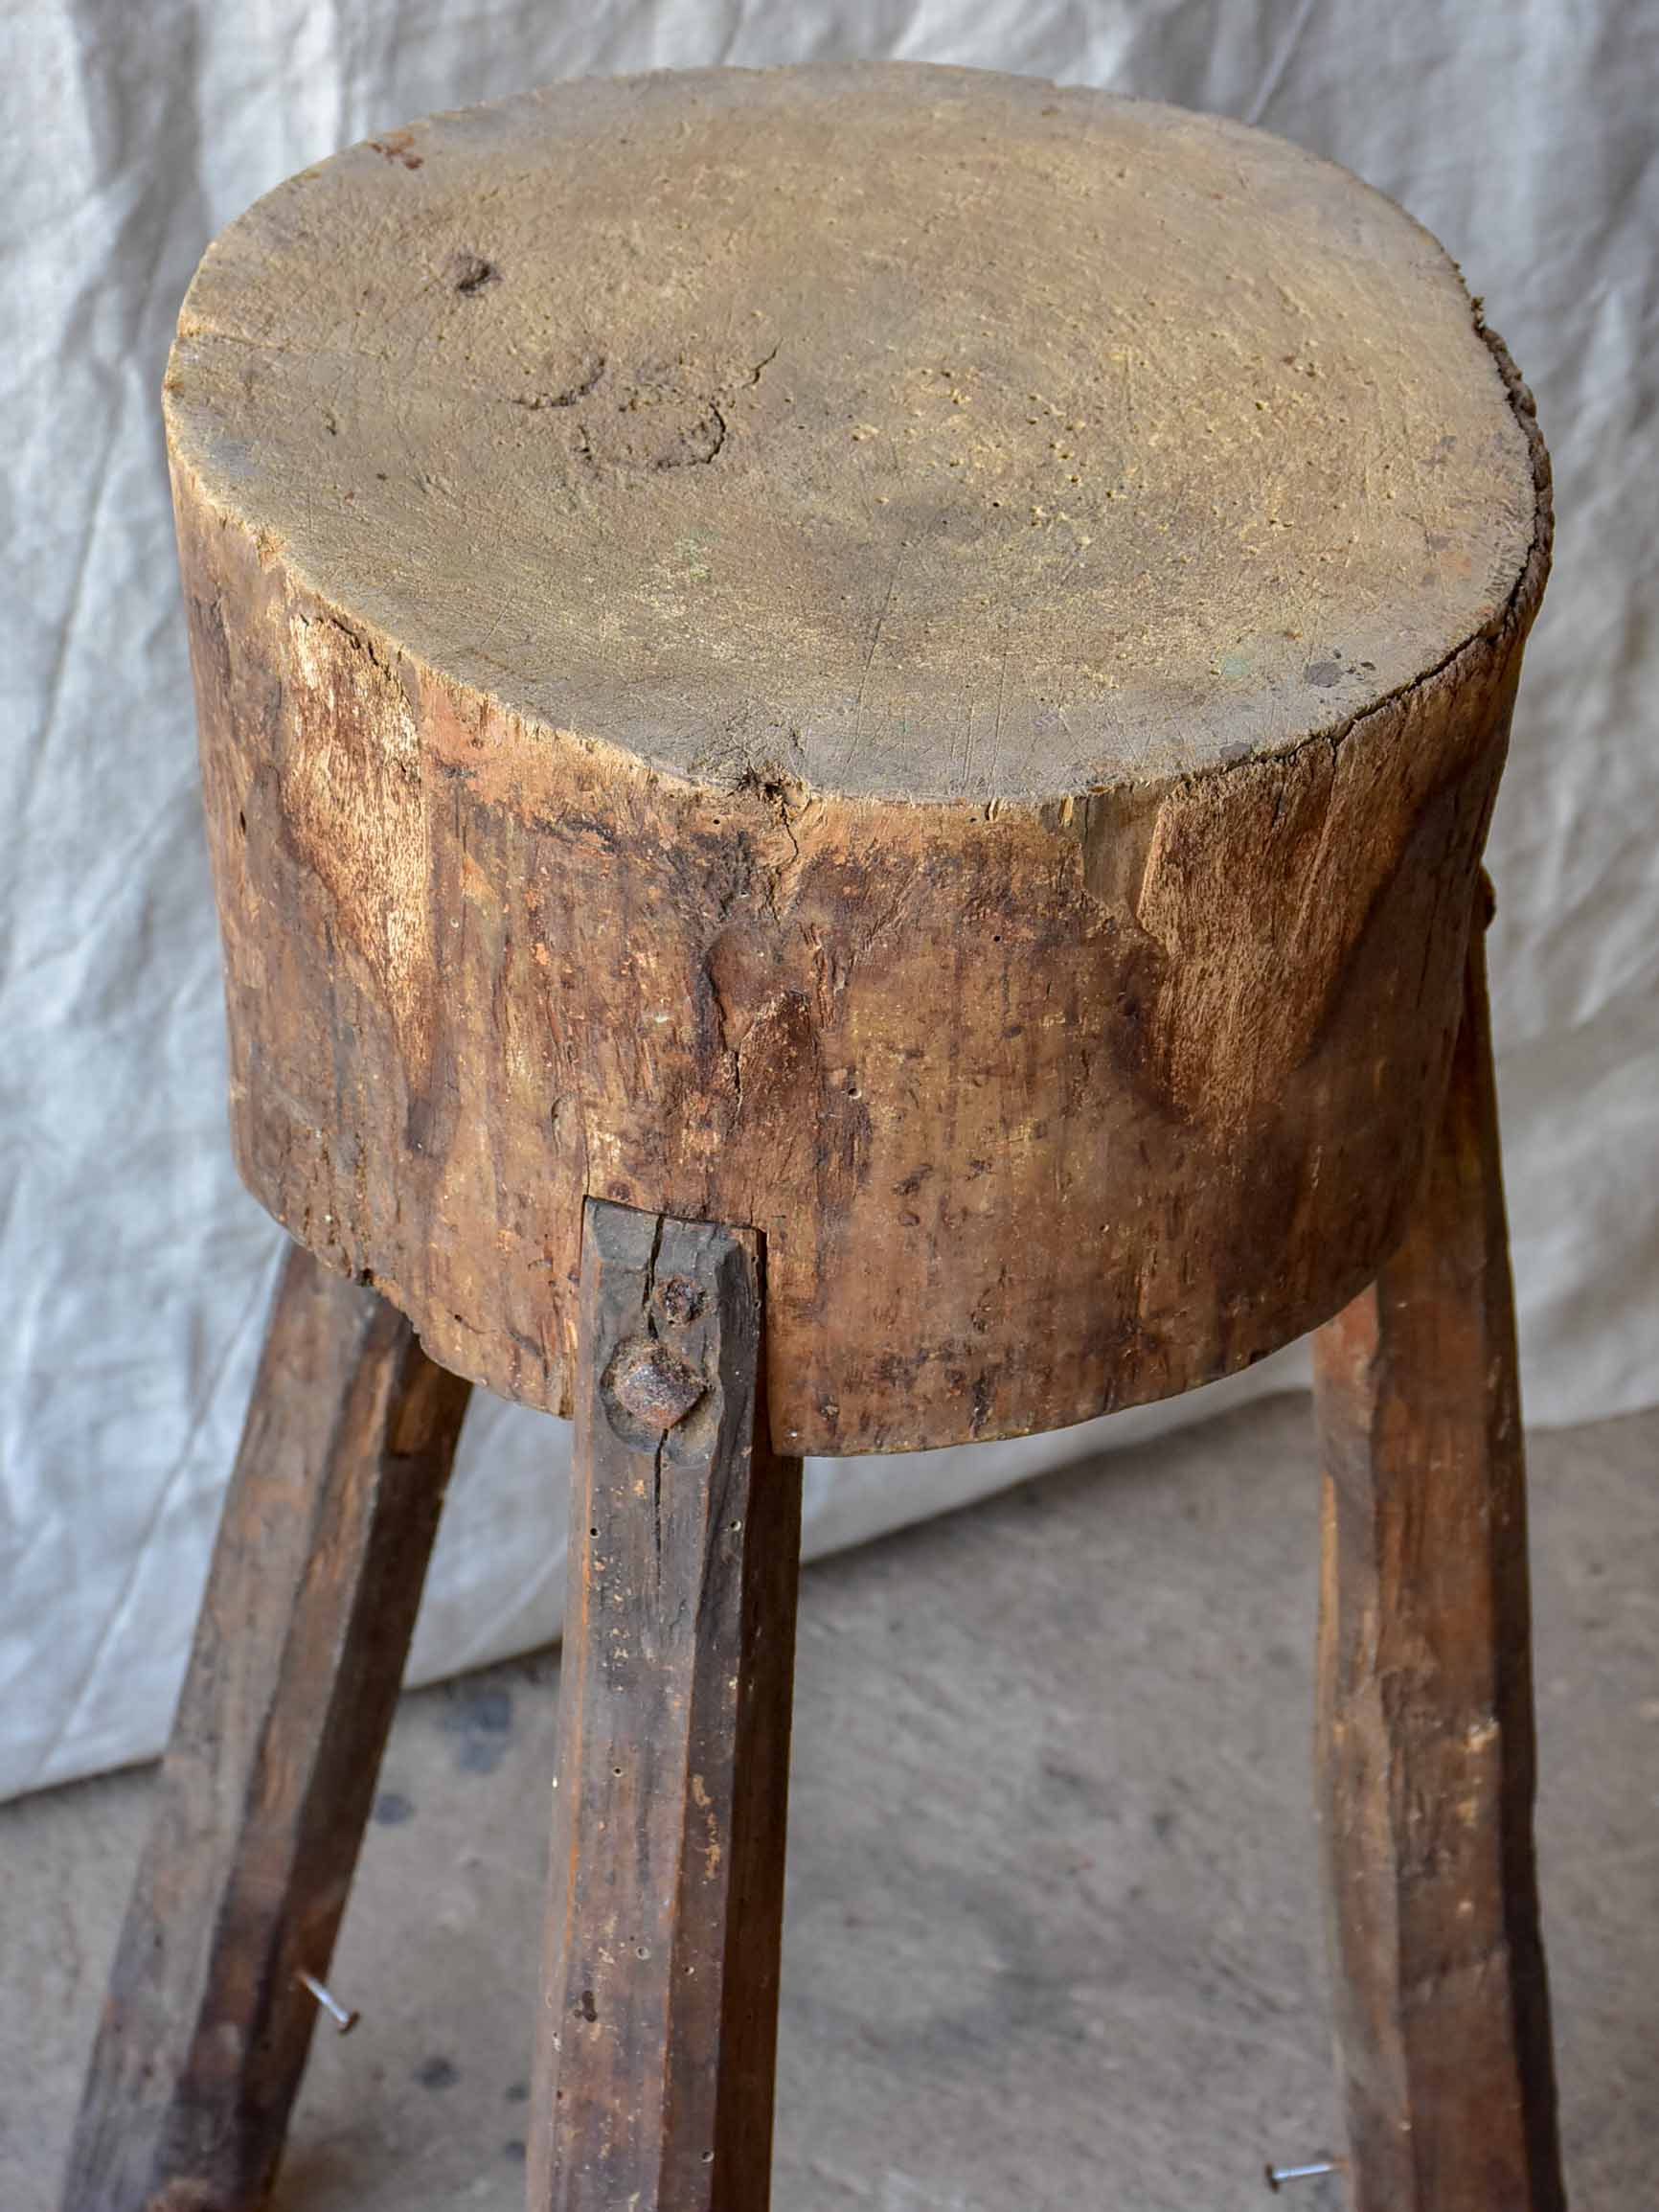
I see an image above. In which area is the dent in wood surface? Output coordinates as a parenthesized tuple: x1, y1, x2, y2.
(1312, 936, 1564, 2212)
(531, 1199, 802, 2212)
(62, 1244, 470, 2212)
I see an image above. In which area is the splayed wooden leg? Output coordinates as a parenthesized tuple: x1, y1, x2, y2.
(529, 1199, 803, 2212)
(1314, 931, 1566, 2212)
(62, 1244, 470, 2212)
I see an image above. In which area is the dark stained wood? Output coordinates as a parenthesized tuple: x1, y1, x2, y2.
(62, 1242, 471, 2212)
(164, 65, 1554, 1457)
(1312, 928, 1566, 2212)
(530, 1199, 803, 2212)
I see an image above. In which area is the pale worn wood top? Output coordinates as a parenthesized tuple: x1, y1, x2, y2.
(166, 61, 1542, 802)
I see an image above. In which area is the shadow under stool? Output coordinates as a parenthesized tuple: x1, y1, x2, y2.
(62, 61, 1564, 2212)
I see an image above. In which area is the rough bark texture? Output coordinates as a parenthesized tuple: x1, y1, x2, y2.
(62, 1243, 471, 2212)
(531, 1199, 802, 2212)
(1312, 932, 1565, 2212)
(164, 64, 1553, 1455)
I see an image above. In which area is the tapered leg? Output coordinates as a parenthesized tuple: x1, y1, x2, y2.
(530, 1198, 804, 2212)
(1313, 927, 1566, 2211)
(62, 1243, 471, 2212)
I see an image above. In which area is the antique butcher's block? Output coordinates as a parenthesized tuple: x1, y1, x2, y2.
(63, 63, 1561, 2212)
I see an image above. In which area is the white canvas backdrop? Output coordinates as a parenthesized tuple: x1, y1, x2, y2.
(2, 0, 1654, 1801)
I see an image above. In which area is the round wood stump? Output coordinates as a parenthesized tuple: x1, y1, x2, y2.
(165, 62, 1550, 1453)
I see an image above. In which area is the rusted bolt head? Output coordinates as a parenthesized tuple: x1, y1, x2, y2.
(654, 1274, 705, 1325)
(608, 1337, 707, 1431)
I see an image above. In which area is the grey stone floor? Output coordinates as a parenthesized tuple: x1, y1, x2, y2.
(5, 1394, 1655, 2210)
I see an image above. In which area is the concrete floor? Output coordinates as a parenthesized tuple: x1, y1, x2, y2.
(5, 1393, 1655, 2210)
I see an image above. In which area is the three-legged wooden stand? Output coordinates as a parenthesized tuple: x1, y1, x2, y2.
(62, 946, 1562, 2212)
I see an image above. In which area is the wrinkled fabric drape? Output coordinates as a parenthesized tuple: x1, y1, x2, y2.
(2, 0, 1653, 1799)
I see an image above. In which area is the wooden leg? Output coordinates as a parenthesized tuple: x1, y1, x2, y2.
(62, 1243, 471, 2212)
(1312, 928, 1566, 2211)
(529, 1199, 803, 2212)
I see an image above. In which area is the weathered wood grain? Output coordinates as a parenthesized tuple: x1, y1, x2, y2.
(62, 1243, 471, 2212)
(530, 1199, 803, 2212)
(163, 64, 1553, 1454)
(1312, 929, 1565, 2212)
(169, 66, 1540, 797)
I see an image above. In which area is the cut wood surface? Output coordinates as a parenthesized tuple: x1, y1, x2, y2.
(1312, 934, 1565, 2212)
(63, 1243, 471, 2212)
(168, 63, 1538, 795)
(167, 62, 1553, 1451)
(531, 1198, 802, 2212)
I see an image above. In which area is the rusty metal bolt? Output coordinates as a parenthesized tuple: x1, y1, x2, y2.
(654, 1274, 705, 1326)
(609, 1336, 707, 1430)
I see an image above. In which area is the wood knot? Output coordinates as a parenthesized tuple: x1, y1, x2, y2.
(607, 1337, 707, 1431)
